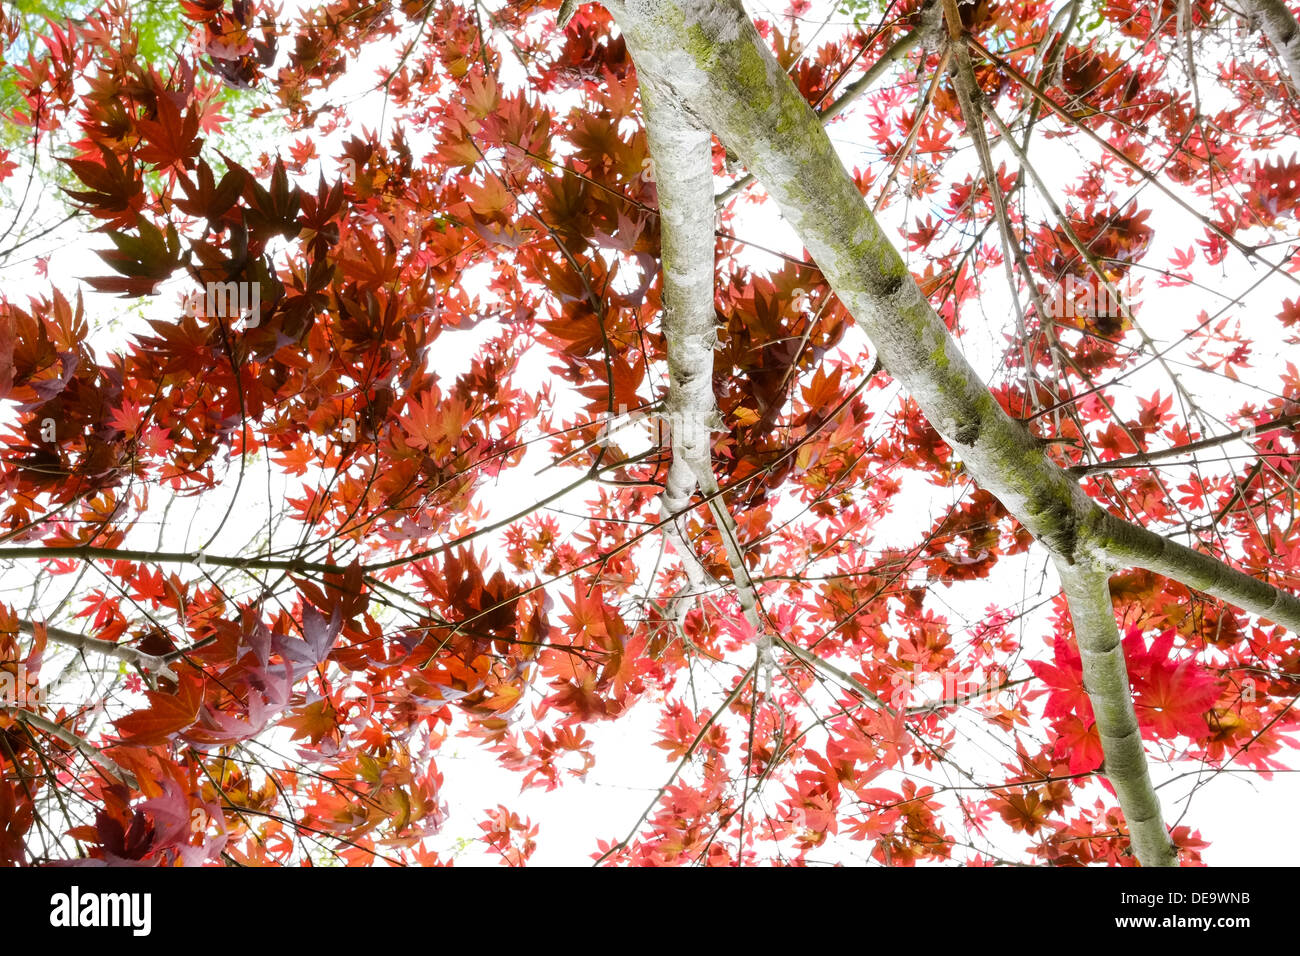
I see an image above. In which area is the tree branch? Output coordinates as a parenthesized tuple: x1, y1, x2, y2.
(641, 81, 726, 617)
(773, 635, 892, 712)
(1070, 413, 1300, 477)
(642, 69, 769, 659)
(0, 452, 647, 576)
(15, 619, 176, 680)
(1240, 0, 1300, 93)
(940, 2, 1178, 857)
(1055, 562, 1176, 866)
(659, 454, 715, 622)
(0, 705, 137, 789)
(714, 25, 925, 206)
(1094, 510, 1300, 632)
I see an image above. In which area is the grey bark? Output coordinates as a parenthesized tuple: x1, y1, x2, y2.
(1242, 0, 1300, 92)
(640, 84, 722, 617)
(641, 78, 768, 649)
(17, 619, 176, 680)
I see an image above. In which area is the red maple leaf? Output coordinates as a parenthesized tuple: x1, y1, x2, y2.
(1053, 713, 1106, 774)
(1124, 628, 1220, 740)
(111, 675, 203, 747)
(1027, 637, 1094, 724)
(135, 95, 203, 171)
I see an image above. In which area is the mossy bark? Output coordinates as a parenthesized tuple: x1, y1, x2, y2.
(1057, 563, 1177, 866)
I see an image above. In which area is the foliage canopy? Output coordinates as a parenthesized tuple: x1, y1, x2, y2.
(1, 0, 1299, 866)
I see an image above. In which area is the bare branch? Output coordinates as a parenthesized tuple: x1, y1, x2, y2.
(15, 620, 176, 681)
(1071, 414, 1300, 477)
(0, 705, 137, 789)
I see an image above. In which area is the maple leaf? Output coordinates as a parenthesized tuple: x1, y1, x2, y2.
(1027, 638, 1094, 724)
(174, 160, 247, 224)
(138, 776, 214, 854)
(1280, 297, 1300, 328)
(1124, 628, 1220, 740)
(60, 148, 145, 228)
(994, 788, 1051, 835)
(398, 387, 457, 455)
(283, 697, 339, 746)
(86, 215, 184, 297)
(112, 675, 203, 746)
(273, 441, 317, 476)
(1053, 713, 1106, 774)
(0, 780, 34, 865)
(264, 604, 342, 684)
(107, 398, 145, 438)
(135, 94, 203, 171)
(93, 808, 157, 863)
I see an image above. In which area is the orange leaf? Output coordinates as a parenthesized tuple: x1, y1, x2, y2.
(111, 676, 202, 747)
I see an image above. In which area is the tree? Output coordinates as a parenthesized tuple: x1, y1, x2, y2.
(0, 0, 1298, 867)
